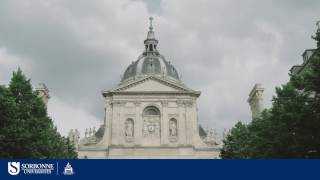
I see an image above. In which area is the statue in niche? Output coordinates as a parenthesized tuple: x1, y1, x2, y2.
(169, 120, 177, 137)
(125, 120, 134, 137)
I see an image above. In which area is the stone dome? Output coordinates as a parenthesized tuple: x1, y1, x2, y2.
(121, 17, 181, 84)
(121, 53, 180, 83)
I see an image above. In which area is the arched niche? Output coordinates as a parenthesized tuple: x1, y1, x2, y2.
(125, 118, 134, 138)
(143, 106, 160, 116)
(169, 118, 178, 137)
(142, 106, 161, 140)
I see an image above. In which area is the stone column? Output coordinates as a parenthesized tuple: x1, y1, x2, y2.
(248, 83, 264, 119)
(134, 101, 142, 145)
(185, 100, 194, 145)
(119, 101, 126, 145)
(101, 98, 112, 146)
(184, 101, 198, 144)
(111, 100, 121, 145)
(161, 100, 168, 145)
(177, 100, 187, 145)
(190, 101, 199, 145)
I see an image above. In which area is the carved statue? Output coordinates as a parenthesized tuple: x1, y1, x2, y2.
(74, 129, 80, 144)
(89, 128, 92, 137)
(85, 128, 88, 137)
(68, 129, 75, 143)
(169, 120, 177, 136)
(222, 128, 228, 139)
(93, 127, 96, 135)
(125, 121, 134, 137)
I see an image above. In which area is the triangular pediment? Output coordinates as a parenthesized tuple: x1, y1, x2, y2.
(123, 79, 179, 92)
(111, 76, 192, 92)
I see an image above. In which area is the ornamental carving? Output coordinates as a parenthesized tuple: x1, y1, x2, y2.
(176, 100, 184, 107)
(142, 106, 161, 138)
(133, 101, 141, 106)
(185, 101, 194, 108)
(142, 116, 160, 138)
(169, 118, 178, 142)
(169, 119, 177, 137)
(161, 100, 168, 107)
(112, 100, 126, 106)
(125, 119, 134, 142)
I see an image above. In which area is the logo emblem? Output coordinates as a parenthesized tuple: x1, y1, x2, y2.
(63, 162, 74, 175)
(8, 162, 20, 175)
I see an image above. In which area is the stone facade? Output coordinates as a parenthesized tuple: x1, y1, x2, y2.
(77, 76, 220, 158)
(290, 22, 320, 76)
(248, 83, 264, 119)
(76, 18, 220, 158)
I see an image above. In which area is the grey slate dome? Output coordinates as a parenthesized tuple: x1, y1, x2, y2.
(121, 17, 181, 84)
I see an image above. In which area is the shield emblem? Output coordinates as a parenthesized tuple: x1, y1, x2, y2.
(8, 162, 20, 175)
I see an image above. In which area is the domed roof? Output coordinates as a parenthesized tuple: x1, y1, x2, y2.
(121, 17, 181, 84)
(122, 53, 180, 83)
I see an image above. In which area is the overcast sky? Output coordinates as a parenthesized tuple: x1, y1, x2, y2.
(0, 0, 319, 137)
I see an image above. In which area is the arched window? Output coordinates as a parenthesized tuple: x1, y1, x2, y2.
(143, 106, 160, 116)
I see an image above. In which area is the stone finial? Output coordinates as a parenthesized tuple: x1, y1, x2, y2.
(68, 129, 74, 143)
(248, 83, 264, 119)
(89, 128, 92, 137)
(93, 127, 96, 135)
(35, 83, 50, 107)
(149, 17, 154, 31)
(314, 20, 320, 48)
(222, 128, 228, 139)
(85, 128, 88, 137)
(74, 129, 80, 144)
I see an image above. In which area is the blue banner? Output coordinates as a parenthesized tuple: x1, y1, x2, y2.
(0, 160, 319, 180)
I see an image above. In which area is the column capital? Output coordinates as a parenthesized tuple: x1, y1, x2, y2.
(161, 100, 168, 107)
(113, 100, 126, 106)
(185, 101, 194, 108)
(177, 100, 184, 107)
(133, 101, 141, 106)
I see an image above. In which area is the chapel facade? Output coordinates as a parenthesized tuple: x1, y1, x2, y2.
(76, 18, 220, 158)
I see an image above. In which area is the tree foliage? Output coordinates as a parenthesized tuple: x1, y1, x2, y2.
(220, 122, 250, 159)
(0, 68, 77, 158)
(221, 24, 320, 159)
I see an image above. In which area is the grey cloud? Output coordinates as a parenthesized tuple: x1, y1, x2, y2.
(0, 0, 319, 134)
(0, 0, 149, 117)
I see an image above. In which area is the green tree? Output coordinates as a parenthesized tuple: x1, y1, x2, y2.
(246, 110, 273, 158)
(220, 122, 250, 159)
(268, 83, 311, 158)
(0, 68, 77, 158)
(221, 23, 320, 159)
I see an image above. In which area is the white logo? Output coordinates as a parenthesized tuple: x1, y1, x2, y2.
(63, 162, 74, 175)
(8, 162, 20, 175)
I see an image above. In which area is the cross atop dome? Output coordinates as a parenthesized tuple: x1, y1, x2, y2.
(145, 17, 158, 53)
(149, 17, 154, 31)
(120, 17, 181, 83)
